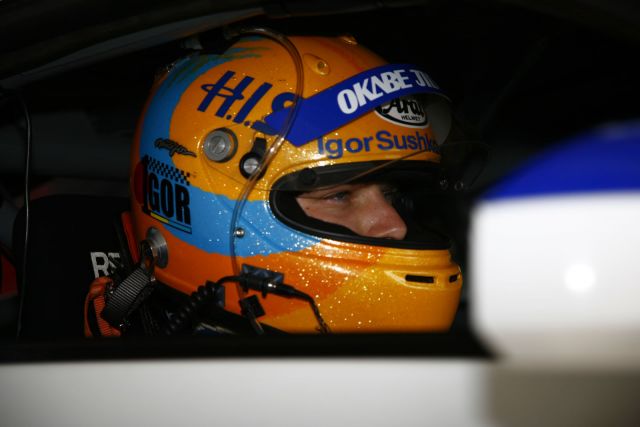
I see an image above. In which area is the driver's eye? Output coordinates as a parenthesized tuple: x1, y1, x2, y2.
(381, 186, 399, 204)
(393, 193, 415, 214)
(323, 191, 350, 202)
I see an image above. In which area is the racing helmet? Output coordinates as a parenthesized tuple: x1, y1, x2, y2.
(130, 32, 463, 332)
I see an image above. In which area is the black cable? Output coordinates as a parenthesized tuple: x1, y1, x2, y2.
(164, 275, 331, 336)
(0, 89, 32, 339)
(16, 92, 31, 338)
(298, 293, 330, 334)
(240, 276, 331, 334)
(164, 276, 241, 336)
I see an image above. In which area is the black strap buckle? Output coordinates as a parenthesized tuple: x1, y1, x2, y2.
(101, 241, 156, 329)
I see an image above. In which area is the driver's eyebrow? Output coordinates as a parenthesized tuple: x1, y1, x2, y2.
(378, 182, 398, 192)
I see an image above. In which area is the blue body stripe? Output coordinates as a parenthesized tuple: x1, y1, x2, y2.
(483, 123, 640, 201)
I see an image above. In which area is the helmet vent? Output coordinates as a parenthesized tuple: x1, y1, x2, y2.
(303, 54, 330, 76)
(405, 274, 434, 284)
(449, 274, 459, 283)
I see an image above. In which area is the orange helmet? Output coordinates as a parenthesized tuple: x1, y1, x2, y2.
(130, 31, 462, 332)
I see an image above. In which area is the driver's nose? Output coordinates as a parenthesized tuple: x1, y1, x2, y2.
(351, 186, 407, 240)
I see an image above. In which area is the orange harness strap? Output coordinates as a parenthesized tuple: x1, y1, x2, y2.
(84, 275, 121, 338)
(83, 211, 142, 338)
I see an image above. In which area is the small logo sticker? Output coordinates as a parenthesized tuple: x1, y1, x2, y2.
(154, 138, 196, 157)
(138, 156, 193, 233)
(375, 96, 428, 128)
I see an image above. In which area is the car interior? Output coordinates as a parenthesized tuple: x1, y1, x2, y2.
(1, 0, 639, 360)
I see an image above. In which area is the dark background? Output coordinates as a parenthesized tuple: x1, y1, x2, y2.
(3, 0, 639, 182)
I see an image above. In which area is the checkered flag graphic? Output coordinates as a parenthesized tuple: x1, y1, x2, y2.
(145, 155, 191, 186)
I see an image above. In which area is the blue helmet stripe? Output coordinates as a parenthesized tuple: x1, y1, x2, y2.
(255, 63, 446, 147)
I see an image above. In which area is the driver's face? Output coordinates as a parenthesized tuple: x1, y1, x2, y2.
(295, 183, 407, 240)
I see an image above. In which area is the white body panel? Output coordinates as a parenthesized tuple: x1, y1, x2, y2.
(471, 193, 640, 367)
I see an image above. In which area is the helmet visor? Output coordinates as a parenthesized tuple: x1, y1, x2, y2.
(270, 157, 452, 249)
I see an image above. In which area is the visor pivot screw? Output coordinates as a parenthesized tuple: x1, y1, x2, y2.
(439, 179, 449, 190)
(203, 128, 238, 162)
(234, 227, 245, 238)
(240, 156, 260, 177)
(454, 181, 465, 191)
(239, 137, 267, 179)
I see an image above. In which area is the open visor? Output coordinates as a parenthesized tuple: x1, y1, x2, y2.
(270, 158, 452, 249)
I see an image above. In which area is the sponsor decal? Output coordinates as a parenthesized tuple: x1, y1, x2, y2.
(196, 63, 445, 147)
(139, 155, 192, 233)
(375, 96, 428, 128)
(259, 64, 443, 146)
(316, 129, 439, 159)
(334, 68, 435, 114)
(154, 138, 196, 157)
(197, 70, 276, 126)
